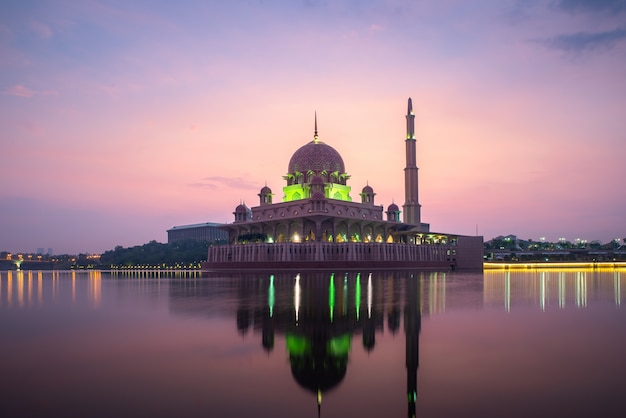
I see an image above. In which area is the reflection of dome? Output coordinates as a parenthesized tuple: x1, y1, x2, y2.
(291, 357, 347, 394)
(260, 185, 272, 194)
(362, 185, 374, 194)
(387, 203, 399, 212)
(288, 141, 345, 175)
(287, 333, 350, 394)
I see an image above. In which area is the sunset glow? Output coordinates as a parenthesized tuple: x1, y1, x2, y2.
(1, 1, 625, 253)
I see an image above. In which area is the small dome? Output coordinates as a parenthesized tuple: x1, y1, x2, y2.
(362, 185, 374, 194)
(311, 191, 326, 200)
(235, 203, 249, 213)
(387, 203, 399, 212)
(288, 140, 345, 175)
(260, 185, 272, 194)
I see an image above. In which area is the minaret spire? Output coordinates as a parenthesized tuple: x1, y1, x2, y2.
(406, 97, 415, 140)
(403, 97, 422, 226)
(314, 112, 319, 142)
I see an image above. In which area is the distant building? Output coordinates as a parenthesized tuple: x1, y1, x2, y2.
(167, 222, 228, 244)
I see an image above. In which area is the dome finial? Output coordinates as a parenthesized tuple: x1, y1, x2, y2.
(314, 111, 319, 143)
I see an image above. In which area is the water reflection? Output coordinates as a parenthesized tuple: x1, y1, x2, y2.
(1, 268, 625, 417)
(169, 270, 425, 417)
(484, 268, 623, 311)
(2, 268, 622, 314)
(0, 270, 103, 308)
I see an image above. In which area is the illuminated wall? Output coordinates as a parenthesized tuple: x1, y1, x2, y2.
(282, 182, 352, 202)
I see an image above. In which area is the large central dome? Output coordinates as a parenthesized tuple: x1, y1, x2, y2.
(288, 140, 346, 175)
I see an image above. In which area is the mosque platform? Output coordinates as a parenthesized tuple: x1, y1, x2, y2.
(202, 238, 483, 271)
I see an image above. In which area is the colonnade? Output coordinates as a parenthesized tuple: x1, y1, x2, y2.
(207, 242, 456, 264)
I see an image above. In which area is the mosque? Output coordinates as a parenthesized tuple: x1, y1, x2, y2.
(202, 98, 483, 270)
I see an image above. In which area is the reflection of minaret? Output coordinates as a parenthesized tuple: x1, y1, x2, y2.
(262, 275, 276, 352)
(363, 273, 376, 351)
(236, 278, 254, 336)
(403, 98, 422, 226)
(405, 274, 421, 418)
(387, 273, 401, 335)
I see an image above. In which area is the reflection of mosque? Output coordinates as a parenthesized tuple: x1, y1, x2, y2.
(168, 271, 432, 418)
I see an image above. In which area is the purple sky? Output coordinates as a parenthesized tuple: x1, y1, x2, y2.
(1, 0, 625, 254)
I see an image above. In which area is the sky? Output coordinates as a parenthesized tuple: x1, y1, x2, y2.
(1, 0, 625, 254)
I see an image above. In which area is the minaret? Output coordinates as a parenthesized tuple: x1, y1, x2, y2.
(403, 98, 421, 226)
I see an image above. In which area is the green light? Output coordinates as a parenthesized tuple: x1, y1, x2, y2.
(268, 275, 275, 317)
(355, 273, 361, 320)
(328, 334, 351, 356)
(329, 273, 335, 322)
(343, 274, 348, 315)
(286, 334, 310, 355)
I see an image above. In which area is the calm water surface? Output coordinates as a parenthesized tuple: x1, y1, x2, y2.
(1, 269, 624, 418)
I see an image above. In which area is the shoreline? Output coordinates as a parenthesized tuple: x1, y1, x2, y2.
(484, 261, 626, 270)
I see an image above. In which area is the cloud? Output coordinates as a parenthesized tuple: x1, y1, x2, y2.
(368, 23, 384, 33)
(19, 122, 43, 136)
(190, 176, 260, 191)
(538, 26, 626, 52)
(28, 19, 53, 39)
(554, 0, 626, 14)
(2, 84, 58, 98)
(189, 182, 217, 190)
(3, 85, 35, 97)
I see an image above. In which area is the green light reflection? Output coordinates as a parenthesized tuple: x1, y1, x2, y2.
(268, 275, 275, 317)
(329, 273, 335, 322)
(355, 273, 361, 321)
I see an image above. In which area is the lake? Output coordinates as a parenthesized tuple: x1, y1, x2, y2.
(1, 268, 624, 417)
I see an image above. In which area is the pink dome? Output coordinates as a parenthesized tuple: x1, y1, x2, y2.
(387, 203, 399, 212)
(288, 140, 345, 175)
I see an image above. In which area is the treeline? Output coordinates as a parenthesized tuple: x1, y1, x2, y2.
(99, 240, 212, 267)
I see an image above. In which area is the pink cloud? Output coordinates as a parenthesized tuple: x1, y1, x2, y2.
(368, 23, 384, 33)
(191, 176, 259, 191)
(3, 84, 58, 97)
(4, 84, 35, 97)
(19, 122, 43, 136)
(28, 20, 53, 39)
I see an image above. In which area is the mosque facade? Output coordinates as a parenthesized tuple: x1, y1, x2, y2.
(202, 98, 483, 270)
